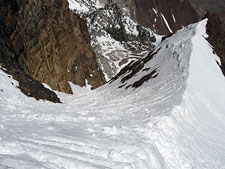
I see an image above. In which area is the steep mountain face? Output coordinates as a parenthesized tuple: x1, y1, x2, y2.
(0, 0, 61, 103)
(68, 0, 157, 80)
(124, 0, 199, 35)
(10, 0, 105, 94)
(68, 0, 199, 80)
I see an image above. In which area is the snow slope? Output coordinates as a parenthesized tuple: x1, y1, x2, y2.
(0, 19, 225, 169)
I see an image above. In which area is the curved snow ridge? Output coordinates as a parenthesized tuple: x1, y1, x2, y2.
(172, 19, 225, 168)
(145, 19, 225, 169)
(107, 18, 198, 116)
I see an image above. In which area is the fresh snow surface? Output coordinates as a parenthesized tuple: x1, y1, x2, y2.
(0, 19, 225, 169)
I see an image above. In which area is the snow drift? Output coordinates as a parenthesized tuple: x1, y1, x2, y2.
(0, 19, 225, 169)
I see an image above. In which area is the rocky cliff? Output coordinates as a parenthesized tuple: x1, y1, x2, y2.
(0, 0, 61, 103)
(0, 0, 106, 103)
(10, 0, 105, 94)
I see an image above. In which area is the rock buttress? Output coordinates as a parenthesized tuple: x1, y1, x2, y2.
(0, 0, 61, 103)
(11, 0, 106, 94)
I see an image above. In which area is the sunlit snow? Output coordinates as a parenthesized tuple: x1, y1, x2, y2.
(0, 19, 225, 169)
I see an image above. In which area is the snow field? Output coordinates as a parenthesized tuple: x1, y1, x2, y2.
(0, 19, 225, 169)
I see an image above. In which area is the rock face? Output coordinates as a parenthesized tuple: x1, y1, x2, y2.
(0, 0, 17, 64)
(0, 0, 106, 102)
(206, 13, 225, 76)
(125, 0, 199, 35)
(10, 0, 105, 94)
(0, 0, 61, 103)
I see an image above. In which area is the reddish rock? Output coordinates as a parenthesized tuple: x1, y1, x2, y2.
(11, 0, 106, 94)
(130, 0, 199, 35)
(0, 0, 61, 103)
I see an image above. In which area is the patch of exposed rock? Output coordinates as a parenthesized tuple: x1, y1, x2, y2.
(110, 49, 159, 89)
(205, 13, 225, 76)
(10, 0, 105, 94)
(1, 63, 61, 103)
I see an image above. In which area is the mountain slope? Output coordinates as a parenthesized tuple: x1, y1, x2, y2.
(0, 0, 61, 102)
(0, 19, 225, 168)
(123, 0, 199, 35)
(67, 0, 200, 80)
(68, 0, 157, 80)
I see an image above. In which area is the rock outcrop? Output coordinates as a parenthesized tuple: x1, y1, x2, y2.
(205, 13, 225, 76)
(10, 0, 105, 94)
(0, 0, 61, 103)
(0, 0, 106, 103)
(110, 50, 159, 89)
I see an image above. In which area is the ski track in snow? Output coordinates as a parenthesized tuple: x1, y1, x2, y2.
(0, 19, 225, 169)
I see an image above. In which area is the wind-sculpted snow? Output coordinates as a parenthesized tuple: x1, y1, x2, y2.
(0, 19, 225, 169)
